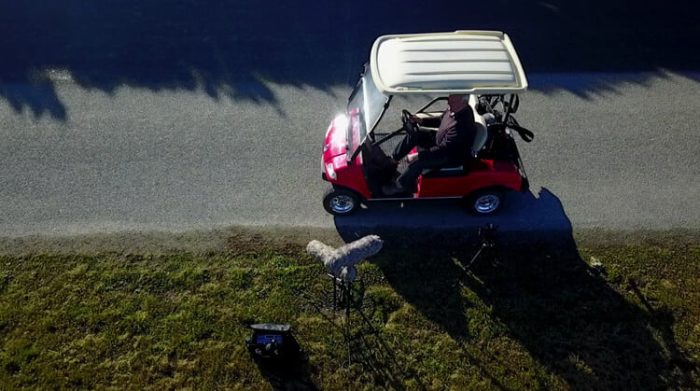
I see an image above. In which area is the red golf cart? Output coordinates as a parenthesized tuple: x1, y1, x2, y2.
(321, 31, 534, 216)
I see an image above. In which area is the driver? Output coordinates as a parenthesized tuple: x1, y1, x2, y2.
(382, 94, 476, 195)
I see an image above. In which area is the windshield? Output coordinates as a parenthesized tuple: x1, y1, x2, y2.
(347, 66, 389, 155)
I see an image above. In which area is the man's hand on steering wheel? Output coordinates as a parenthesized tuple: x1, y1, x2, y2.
(401, 109, 420, 135)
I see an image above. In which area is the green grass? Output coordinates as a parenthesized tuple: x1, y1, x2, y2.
(0, 235, 698, 389)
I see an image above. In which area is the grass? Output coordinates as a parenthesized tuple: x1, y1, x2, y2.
(0, 232, 698, 389)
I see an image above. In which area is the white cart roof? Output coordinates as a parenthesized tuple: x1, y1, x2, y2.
(369, 31, 528, 94)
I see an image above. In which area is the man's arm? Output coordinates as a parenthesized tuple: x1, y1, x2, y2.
(420, 109, 474, 160)
(412, 113, 441, 129)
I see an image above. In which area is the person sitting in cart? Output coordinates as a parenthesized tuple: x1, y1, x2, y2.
(382, 94, 477, 195)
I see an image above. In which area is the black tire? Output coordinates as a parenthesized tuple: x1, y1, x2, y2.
(323, 187, 360, 216)
(466, 189, 504, 215)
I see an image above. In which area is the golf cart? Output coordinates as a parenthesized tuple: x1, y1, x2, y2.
(321, 31, 534, 216)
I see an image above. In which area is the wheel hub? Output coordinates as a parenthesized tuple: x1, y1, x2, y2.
(330, 195, 355, 214)
(474, 194, 500, 214)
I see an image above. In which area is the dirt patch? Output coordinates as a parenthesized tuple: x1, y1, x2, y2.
(1, 225, 698, 256)
(0, 226, 342, 256)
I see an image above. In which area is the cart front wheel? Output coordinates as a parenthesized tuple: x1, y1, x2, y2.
(323, 187, 360, 216)
(467, 189, 504, 215)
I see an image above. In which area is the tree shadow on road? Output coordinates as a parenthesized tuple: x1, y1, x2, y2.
(334, 188, 696, 388)
(2, 0, 699, 119)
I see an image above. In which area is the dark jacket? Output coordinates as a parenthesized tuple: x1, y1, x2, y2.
(420, 107, 475, 164)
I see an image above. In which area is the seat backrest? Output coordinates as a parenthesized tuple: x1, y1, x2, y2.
(469, 95, 488, 157)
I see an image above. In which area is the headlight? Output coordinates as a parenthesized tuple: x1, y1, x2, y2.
(334, 114, 349, 132)
(325, 163, 337, 180)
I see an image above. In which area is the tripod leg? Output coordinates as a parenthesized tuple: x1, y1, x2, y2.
(344, 281, 352, 366)
(333, 278, 337, 311)
(346, 281, 352, 319)
(467, 245, 485, 268)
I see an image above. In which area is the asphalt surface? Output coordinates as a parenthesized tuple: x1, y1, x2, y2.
(1, 71, 698, 237)
(1, 1, 699, 237)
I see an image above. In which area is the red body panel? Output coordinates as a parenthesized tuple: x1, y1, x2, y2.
(322, 115, 372, 199)
(329, 153, 372, 198)
(417, 160, 522, 198)
(323, 115, 350, 158)
(322, 117, 521, 201)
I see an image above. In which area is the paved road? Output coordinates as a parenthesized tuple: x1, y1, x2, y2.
(1, 1, 699, 237)
(1, 71, 698, 236)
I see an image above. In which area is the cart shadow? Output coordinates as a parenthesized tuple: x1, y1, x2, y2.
(3, 0, 700, 119)
(333, 188, 695, 388)
(334, 187, 573, 236)
(348, 309, 430, 390)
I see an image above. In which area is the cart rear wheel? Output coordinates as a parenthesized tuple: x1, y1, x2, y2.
(466, 189, 504, 215)
(323, 187, 360, 216)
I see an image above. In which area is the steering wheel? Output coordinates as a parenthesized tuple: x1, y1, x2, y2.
(401, 109, 419, 135)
